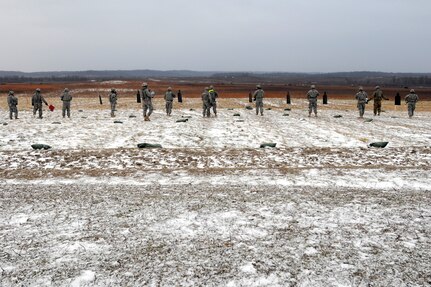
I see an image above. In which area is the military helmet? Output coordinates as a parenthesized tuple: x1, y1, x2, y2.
(256, 84, 261, 89)
(359, 86, 363, 91)
(64, 88, 69, 92)
(209, 85, 214, 89)
(375, 86, 380, 90)
(311, 85, 316, 89)
(9, 90, 14, 95)
(410, 89, 415, 93)
(142, 82, 148, 87)
(36, 88, 41, 92)
(111, 88, 116, 92)
(167, 87, 172, 90)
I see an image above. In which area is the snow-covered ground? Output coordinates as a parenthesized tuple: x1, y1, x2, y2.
(1, 99, 430, 286)
(1, 99, 430, 150)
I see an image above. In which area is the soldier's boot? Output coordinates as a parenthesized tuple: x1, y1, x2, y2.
(308, 113, 311, 117)
(315, 113, 318, 117)
(214, 112, 217, 117)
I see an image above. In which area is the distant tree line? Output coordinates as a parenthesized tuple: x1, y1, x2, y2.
(0, 76, 91, 83)
(1, 72, 431, 87)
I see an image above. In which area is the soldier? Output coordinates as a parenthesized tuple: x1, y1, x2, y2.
(164, 87, 176, 116)
(7, 91, 18, 119)
(355, 86, 368, 118)
(307, 85, 319, 117)
(253, 84, 264, 116)
(60, 88, 73, 118)
(140, 82, 154, 121)
(32, 88, 48, 119)
(368, 86, 389, 116)
(109, 88, 117, 117)
(405, 89, 419, 118)
(208, 85, 219, 117)
(201, 87, 211, 117)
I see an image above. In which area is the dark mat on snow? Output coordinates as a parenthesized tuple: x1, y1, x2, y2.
(137, 143, 162, 149)
(369, 142, 389, 148)
(31, 144, 52, 150)
(260, 143, 277, 148)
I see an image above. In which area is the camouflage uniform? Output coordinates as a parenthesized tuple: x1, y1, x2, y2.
(7, 91, 18, 119)
(253, 86, 264, 116)
(405, 91, 419, 118)
(164, 88, 176, 116)
(32, 89, 48, 119)
(307, 87, 319, 116)
(355, 89, 368, 118)
(109, 90, 117, 117)
(208, 86, 219, 116)
(369, 87, 388, 116)
(60, 89, 72, 118)
(201, 88, 211, 117)
(140, 85, 154, 121)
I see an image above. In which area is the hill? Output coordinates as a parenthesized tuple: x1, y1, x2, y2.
(1, 70, 431, 87)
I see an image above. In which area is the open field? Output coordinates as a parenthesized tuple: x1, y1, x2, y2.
(1, 92, 430, 286)
(1, 80, 430, 111)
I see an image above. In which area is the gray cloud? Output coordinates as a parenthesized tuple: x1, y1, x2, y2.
(1, 0, 430, 72)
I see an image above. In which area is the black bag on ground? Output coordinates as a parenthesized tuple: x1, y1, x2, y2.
(137, 143, 162, 149)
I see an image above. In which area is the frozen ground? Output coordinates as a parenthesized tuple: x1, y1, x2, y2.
(1, 100, 430, 286)
(1, 100, 431, 150)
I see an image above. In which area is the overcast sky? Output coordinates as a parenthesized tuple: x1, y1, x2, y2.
(1, 0, 430, 73)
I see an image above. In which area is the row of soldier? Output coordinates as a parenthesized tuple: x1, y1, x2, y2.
(5, 83, 421, 120)
(251, 84, 419, 118)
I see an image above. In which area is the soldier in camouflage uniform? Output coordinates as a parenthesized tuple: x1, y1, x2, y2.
(140, 83, 154, 121)
(253, 84, 264, 116)
(355, 86, 368, 118)
(201, 87, 211, 117)
(208, 85, 219, 117)
(307, 85, 319, 117)
(60, 88, 73, 118)
(32, 88, 48, 119)
(405, 89, 419, 118)
(164, 87, 176, 116)
(109, 88, 117, 117)
(368, 86, 389, 116)
(7, 91, 18, 120)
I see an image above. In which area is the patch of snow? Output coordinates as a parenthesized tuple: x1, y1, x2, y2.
(70, 270, 95, 287)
